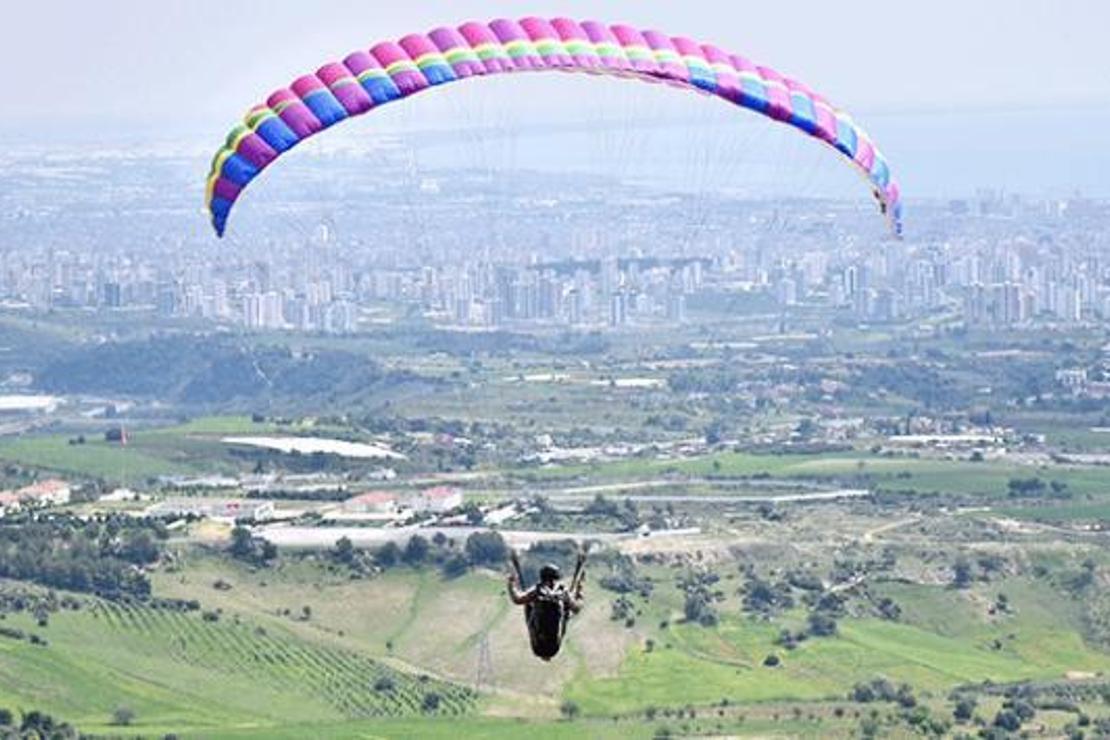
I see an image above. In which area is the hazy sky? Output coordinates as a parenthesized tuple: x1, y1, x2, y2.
(3, 1, 1108, 195)
(4, 0, 1107, 121)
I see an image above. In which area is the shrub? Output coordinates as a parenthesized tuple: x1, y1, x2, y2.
(111, 706, 135, 726)
(421, 692, 442, 713)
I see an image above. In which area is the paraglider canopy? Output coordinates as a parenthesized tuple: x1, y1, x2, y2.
(205, 17, 903, 238)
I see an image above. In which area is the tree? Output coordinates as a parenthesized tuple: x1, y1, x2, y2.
(993, 709, 1021, 732)
(1007, 477, 1046, 498)
(953, 698, 976, 722)
(442, 554, 469, 579)
(111, 705, 135, 726)
(704, 420, 725, 446)
(120, 530, 159, 565)
(463, 504, 485, 525)
(851, 684, 875, 703)
(952, 557, 973, 589)
(0, 516, 158, 601)
(404, 535, 430, 565)
(894, 683, 916, 708)
(229, 526, 254, 559)
(465, 531, 508, 567)
(332, 536, 356, 565)
(259, 540, 278, 562)
(795, 418, 817, 439)
(20, 710, 75, 738)
(560, 700, 580, 720)
(376, 542, 400, 568)
(807, 611, 838, 637)
(683, 591, 718, 627)
(422, 692, 442, 712)
(0, 709, 11, 726)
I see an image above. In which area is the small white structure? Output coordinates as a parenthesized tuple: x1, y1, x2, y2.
(1056, 368, 1088, 391)
(412, 486, 463, 513)
(98, 488, 148, 503)
(0, 491, 20, 516)
(366, 467, 398, 481)
(16, 479, 72, 506)
(343, 491, 398, 514)
(0, 395, 60, 415)
(146, 499, 275, 523)
(222, 436, 406, 460)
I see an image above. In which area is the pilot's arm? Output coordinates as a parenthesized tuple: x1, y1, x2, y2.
(507, 571, 536, 605)
(565, 574, 585, 615)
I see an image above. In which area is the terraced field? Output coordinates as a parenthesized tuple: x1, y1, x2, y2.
(0, 596, 475, 735)
(89, 601, 475, 718)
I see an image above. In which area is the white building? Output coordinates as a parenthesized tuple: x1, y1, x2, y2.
(412, 486, 463, 513)
(1056, 368, 1088, 392)
(146, 499, 275, 522)
(343, 491, 397, 514)
(0, 492, 20, 516)
(16, 479, 72, 506)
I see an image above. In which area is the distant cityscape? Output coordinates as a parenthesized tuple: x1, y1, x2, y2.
(2, 145, 1108, 333)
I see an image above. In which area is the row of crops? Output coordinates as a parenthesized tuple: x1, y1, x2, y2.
(89, 600, 477, 717)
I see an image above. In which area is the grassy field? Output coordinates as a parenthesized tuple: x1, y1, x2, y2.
(179, 715, 866, 739)
(0, 435, 199, 483)
(150, 556, 635, 702)
(0, 596, 474, 736)
(0, 415, 341, 485)
(567, 606, 1108, 716)
(994, 502, 1110, 523)
(1, 413, 1106, 513)
(523, 449, 1110, 502)
(0, 548, 1108, 737)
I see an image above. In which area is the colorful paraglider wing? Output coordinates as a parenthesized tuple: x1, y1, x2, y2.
(205, 18, 903, 238)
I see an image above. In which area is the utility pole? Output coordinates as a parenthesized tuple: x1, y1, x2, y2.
(474, 632, 493, 694)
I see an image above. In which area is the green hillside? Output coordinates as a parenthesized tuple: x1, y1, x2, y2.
(1, 549, 1108, 737)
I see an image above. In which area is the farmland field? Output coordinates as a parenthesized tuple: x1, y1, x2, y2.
(2, 541, 1108, 738)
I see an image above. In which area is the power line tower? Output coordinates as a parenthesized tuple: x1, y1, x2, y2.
(474, 632, 493, 694)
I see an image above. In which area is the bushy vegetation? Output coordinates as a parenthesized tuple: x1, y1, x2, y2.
(325, 531, 511, 580)
(228, 526, 278, 567)
(678, 570, 723, 627)
(35, 336, 432, 406)
(0, 709, 79, 739)
(0, 515, 165, 600)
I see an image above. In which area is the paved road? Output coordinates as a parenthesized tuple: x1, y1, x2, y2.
(544, 488, 872, 505)
(256, 524, 624, 550)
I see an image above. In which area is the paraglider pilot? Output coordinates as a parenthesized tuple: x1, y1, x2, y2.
(507, 548, 586, 661)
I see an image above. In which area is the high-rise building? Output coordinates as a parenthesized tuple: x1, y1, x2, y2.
(242, 293, 262, 328)
(102, 282, 121, 309)
(776, 277, 798, 307)
(666, 291, 687, 323)
(261, 291, 284, 328)
(609, 291, 628, 327)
